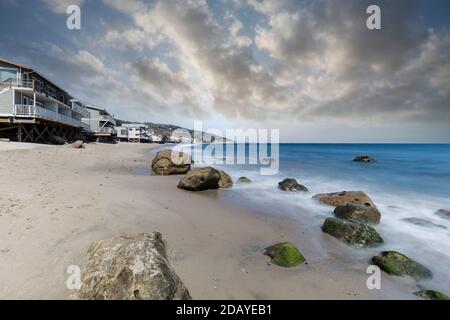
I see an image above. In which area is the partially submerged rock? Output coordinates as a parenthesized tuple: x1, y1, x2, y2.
(152, 150, 191, 175)
(177, 167, 221, 191)
(334, 204, 381, 225)
(72, 232, 191, 300)
(264, 242, 305, 267)
(372, 251, 432, 280)
(278, 178, 308, 192)
(313, 191, 376, 207)
(414, 290, 449, 300)
(353, 156, 376, 163)
(322, 218, 383, 248)
(218, 171, 233, 188)
(237, 177, 252, 184)
(435, 209, 450, 220)
(69, 140, 84, 149)
(402, 218, 447, 229)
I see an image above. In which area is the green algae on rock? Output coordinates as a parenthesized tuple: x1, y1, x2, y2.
(264, 242, 306, 268)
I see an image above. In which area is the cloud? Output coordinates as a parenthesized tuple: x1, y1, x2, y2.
(42, 0, 85, 14)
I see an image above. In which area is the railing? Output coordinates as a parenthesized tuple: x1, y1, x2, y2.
(99, 126, 117, 135)
(71, 102, 90, 117)
(12, 104, 89, 129)
(99, 114, 116, 125)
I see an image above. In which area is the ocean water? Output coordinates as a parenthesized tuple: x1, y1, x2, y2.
(177, 143, 450, 292)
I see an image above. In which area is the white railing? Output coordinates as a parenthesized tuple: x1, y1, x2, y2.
(12, 104, 89, 129)
(99, 114, 116, 125)
(99, 126, 117, 135)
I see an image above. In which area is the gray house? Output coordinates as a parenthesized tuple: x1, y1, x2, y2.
(0, 58, 90, 143)
(83, 105, 117, 141)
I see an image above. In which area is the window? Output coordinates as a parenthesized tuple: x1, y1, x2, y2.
(0, 67, 18, 83)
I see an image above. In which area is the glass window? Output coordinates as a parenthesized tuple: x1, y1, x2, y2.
(0, 68, 18, 83)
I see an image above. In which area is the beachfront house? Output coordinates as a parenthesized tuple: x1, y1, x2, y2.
(0, 58, 90, 143)
(115, 123, 150, 143)
(83, 105, 117, 142)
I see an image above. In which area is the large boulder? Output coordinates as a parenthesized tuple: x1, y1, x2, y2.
(435, 209, 450, 220)
(278, 178, 308, 192)
(236, 177, 252, 184)
(264, 242, 305, 268)
(218, 171, 233, 188)
(152, 150, 191, 175)
(313, 191, 376, 208)
(177, 167, 221, 191)
(372, 251, 432, 280)
(72, 232, 191, 300)
(353, 156, 376, 163)
(322, 218, 383, 248)
(334, 204, 381, 225)
(414, 290, 449, 300)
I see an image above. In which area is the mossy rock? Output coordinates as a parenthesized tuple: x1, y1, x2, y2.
(322, 218, 383, 248)
(372, 251, 432, 280)
(414, 290, 449, 300)
(278, 178, 309, 192)
(237, 177, 252, 184)
(264, 242, 305, 268)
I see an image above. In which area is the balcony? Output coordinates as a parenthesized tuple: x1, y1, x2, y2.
(12, 104, 90, 130)
(99, 114, 116, 126)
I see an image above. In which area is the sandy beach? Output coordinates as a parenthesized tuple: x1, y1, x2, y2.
(0, 141, 419, 300)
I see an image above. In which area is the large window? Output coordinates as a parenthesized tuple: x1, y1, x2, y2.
(0, 67, 18, 83)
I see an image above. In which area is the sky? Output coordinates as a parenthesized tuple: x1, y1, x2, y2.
(0, 0, 449, 142)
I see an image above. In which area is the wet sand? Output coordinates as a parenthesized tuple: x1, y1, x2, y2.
(0, 142, 419, 299)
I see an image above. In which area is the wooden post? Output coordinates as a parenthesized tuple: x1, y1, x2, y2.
(17, 125, 22, 142)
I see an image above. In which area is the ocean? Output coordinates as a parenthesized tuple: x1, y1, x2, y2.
(176, 143, 450, 292)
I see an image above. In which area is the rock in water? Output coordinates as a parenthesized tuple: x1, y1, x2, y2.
(372, 251, 432, 280)
(177, 167, 221, 191)
(152, 150, 191, 175)
(69, 140, 84, 149)
(313, 191, 376, 207)
(322, 218, 383, 247)
(414, 290, 449, 300)
(435, 209, 450, 220)
(278, 178, 308, 192)
(264, 242, 305, 267)
(237, 177, 252, 184)
(72, 232, 191, 300)
(353, 156, 376, 163)
(334, 204, 381, 225)
(218, 171, 233, 188)
(402, 218, 447, 229)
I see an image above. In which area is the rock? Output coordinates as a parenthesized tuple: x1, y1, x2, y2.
(69, 140, 84, 149)
(313, 191, 376, 207)
(322, 218, 383, 247)
(278, 178, 308, 192)
(218, 171, 233, 188)
(177, 167, 221, 191)
(435, 209, 450, 220)
(264, 242, 305, 267)
(372, 251, 432, 280)
(334, 204, 381, 225)
(353, 156, 376, 163)
(48, 135, 66, 145)
(414, 290, 449, 300)
(402, 218, 447, 229)
(72, 232, 191, 300)
(237, 177, 252, 184)
(151, 150, 191, 175)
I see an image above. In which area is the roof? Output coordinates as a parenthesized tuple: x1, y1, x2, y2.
(0, 57, 71, 97)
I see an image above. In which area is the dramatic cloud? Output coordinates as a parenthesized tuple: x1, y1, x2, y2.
(0, 0, 449, 140)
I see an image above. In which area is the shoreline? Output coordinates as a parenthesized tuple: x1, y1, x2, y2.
(0, 142, 421, 299)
